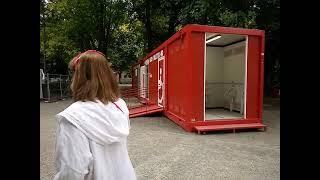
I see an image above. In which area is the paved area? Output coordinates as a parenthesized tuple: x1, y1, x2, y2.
(41, 99, 279, 180)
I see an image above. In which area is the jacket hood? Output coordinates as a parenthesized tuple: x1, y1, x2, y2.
(56, 99, 130, 145)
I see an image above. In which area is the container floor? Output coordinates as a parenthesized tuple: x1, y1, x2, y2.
(205, 108, 243, 120)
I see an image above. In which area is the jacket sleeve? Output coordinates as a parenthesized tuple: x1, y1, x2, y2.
(53, 118, 93, 180)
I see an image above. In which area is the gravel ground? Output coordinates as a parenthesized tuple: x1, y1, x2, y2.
(40, 99, 280, 180)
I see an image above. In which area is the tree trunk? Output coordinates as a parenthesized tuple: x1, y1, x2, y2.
(145, 0, 152, 52)
(118, 71, 122, 84)
(167, 12, 177, 37)
(103, 1, 114, 55)
(97, 1, 107, 53)
(202, 0, 208, 24)
(105, 23, 111, 54)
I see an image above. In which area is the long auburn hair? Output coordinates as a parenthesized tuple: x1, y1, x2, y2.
(69, 50, 120, 104)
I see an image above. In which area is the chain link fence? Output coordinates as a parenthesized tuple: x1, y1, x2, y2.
(41, 72, 71, 102)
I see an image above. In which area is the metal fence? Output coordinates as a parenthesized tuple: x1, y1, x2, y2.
(120, 84, 158, 108)
(40, 71, 159, 108)
(41, 73, 71, 102)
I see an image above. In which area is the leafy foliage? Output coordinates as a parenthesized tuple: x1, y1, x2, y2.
(41, 0, 279, 94)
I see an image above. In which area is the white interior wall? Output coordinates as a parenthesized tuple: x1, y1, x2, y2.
(205, 47, 224, 108)
(223, 41, 246, 111)
(205, 41, 246, 112)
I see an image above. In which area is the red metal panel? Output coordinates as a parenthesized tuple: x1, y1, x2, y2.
(185, 32, 193, 122)
(259, 33, 265, 122)
(167, 38, 179, 116)
(165, 46, 169, 112)
(179, 35, 190, 119)
(246, 36, 263, 119)
(190, 32, 205, 122)
(167, 34, 189, 120)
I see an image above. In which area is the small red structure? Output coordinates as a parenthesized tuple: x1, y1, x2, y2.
(125, 24, 266, 133)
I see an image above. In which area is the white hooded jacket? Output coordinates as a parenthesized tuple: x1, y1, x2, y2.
(53, 98, 136, 180)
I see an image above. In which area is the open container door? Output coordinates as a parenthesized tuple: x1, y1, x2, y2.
(204, 33, 247, 121)
(194, 25, 266, 134)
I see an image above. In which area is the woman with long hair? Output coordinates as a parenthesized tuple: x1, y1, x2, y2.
(53, 50, 136, 180)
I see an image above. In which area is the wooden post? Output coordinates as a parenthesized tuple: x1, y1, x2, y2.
(46, 73, 50, 102)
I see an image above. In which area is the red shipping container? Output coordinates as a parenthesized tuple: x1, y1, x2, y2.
(129, 24, 266, 133)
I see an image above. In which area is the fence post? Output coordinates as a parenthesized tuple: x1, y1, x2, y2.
(59, 74, 63, 100)
(40, 70, 43, 99)
(46, 73, 50, 102)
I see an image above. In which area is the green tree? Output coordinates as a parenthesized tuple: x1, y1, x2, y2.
(40, 0, 280, 95)
(109, 14, 145, 82)
(254, 0, 280, 95)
